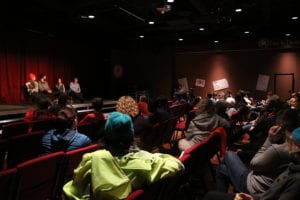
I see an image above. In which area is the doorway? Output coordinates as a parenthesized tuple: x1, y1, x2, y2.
(274, 73, 294, 101)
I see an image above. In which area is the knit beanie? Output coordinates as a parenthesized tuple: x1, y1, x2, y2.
(292, 127, 300, 145)
(104, 112, 134, 143)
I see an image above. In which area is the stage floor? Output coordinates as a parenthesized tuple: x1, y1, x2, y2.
(0, 99, 117, 123)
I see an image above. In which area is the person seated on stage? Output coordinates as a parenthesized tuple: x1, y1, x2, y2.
(25, 72, 39, 96)
(79, 97, 105, 125)
(41, 107, 92, 155)
(53, 77, 66, 97)
(63, 111, 184, 200)
(24, 95, 56, 122)
(69, 77, 84, 103)
(38, 73, 52, 95)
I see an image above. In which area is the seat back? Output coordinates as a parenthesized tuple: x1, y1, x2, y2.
(0, 168, 18, 200)
(0, 139, 8, 170)
(77, 121, 105, 143)
(7, 130, 45, 168)
(55, 144, 100, 199)
(30, 119, 55, 133)
(16, 151, 65, 200)
(162, 116, 179, 144)
(1, 121, 30, 139)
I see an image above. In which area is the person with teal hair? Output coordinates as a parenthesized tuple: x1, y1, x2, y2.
(63, 111, 184, 200)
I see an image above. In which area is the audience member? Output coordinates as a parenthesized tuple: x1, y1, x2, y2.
(137, 95, 151, 117)
(115, 95, 153, 148)
(41, 107, 91, 155)
(63, 111, 184, 199)
(215, 108, 300, 198)
(49, 93, 69, 116)
(203, 124, 300, 200)
(79, 97, 105, 125)
(25, 72, 39, 95)
(24, 96, 56, 122)
(148, 95, 174, 124)
(38, 73, 52, 94)
(69, 77, 84, 103)
(178, 97, 230, 151)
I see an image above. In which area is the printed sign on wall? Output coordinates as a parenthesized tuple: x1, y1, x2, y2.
(212, 78, 229, 91)
(195, 78, 205, 87)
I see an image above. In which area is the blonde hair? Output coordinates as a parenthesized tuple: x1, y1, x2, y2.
(116, 96, 139, 118)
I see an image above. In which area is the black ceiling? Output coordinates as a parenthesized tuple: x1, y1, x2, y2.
(1, 0, 300, 46)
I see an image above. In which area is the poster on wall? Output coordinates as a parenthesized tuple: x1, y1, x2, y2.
(212, 78, 229, 91)
(178, 77, 189, 92)
(195, 78, 205, 87)
(256, 74, 270, 91)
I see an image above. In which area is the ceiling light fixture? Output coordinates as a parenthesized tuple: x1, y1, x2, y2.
(148, 21, 155, 25)
(244, 31, 250, 34)
(167, 0, 174, 3)
(139, 35, 144, 38)
(88, 15, 95, 19)
(214, 40, 219, 43)
(291, 16, 298, 20)
(285, 33, 291, 37)
(199, 27, 205, 31)
(178, 38, 183, 41)
(235, 8, 242, 13)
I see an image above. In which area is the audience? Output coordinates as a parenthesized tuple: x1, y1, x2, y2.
(41, 107, 91, 155)
(148, 95, 174, 124)
(78, 97, 105, 125)
(63, 111, 184, 200)
(24, 96, 56, 122)
(178, 97, 230, 151)
(137, 95, 151, 117)
(215, 108, 300, 198)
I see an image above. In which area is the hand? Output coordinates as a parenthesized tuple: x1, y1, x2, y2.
(238, 193, 254, 200)
(268, 125, 284, 143)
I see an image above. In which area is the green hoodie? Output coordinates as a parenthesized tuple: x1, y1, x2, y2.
(63, 149, 184, 200)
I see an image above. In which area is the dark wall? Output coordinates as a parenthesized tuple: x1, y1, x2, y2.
(109, 45, 300, 101)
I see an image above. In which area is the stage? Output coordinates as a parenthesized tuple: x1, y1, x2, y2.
(0, 99, 117, 125)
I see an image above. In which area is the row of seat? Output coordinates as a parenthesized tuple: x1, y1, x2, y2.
(126, 127, 225, 200)
(0, 143, 100, 200)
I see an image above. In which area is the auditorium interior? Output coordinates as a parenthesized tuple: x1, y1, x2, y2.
(1, 0, 300, 200)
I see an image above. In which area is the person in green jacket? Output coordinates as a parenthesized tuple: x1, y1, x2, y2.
(63, 111, 184, 200)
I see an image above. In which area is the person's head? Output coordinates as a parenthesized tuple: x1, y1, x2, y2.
(103, 112, 134, 155)
(29, 73, 36, 81)
(55, 107, 77, 131)
(36, 96, 51, 110)
(116, 96, 139, 118)
(58, 94, 68, 106)
(39, 74, 46, 80)
(57, 78, 62, 84)
(196, 98, 215, 115)
(287, 127, 300, 162)
(276, 108, 300, 132)
(139, 95, 147, 103)
(74, 77, 78, 83)
(92, 97, 103, 111)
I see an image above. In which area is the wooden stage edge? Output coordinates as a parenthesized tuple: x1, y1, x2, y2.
(0, 99, 117, 124)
